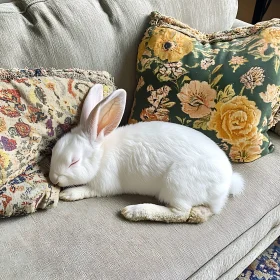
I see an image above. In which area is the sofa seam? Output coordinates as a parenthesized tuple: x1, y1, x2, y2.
(0, 0, 49, 14)
(187, 202, 280, 279)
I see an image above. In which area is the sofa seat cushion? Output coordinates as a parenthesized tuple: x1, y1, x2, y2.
(236, 236, 280, 279)
(1, 132, 279, 279)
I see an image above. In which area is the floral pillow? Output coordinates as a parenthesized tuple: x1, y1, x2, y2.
(129, 12, 280, 162)
(0, 160, 60, 217)
(0, 68, 115, 217)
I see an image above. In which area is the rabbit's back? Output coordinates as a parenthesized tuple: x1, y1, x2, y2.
(100, 121, 232, 198)
(118, 121, 226, 161)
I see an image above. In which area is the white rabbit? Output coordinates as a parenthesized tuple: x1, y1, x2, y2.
(49, 84, 244, 223)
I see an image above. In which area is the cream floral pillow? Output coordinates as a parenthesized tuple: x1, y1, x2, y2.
(0, 68, 115, 217)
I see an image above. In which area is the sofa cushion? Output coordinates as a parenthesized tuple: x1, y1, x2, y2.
(236, 236, 280, 279)
(1, 132, 279, 279)
(0, 68, 115, 217)
(272, 123, 280, 135)
(129, 12, 280, 162)
(0, 0, 238, 121)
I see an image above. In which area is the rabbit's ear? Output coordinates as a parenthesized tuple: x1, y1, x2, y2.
(85, 89, 126, 141)
(80, 84, 104, 128)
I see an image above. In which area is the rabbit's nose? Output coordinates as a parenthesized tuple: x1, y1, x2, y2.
(49, 172, 59, 185)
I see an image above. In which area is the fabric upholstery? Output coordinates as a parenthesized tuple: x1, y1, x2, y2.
(0, 0, 238, 121)
(232, 19, 252, 28)
(0, 1, 279, 279)
(129, 12, 280, 162)
(0, 132, 279, 279)
(0, 68, 114, 186)
(0, 68, 114, 217)
(232, 14, 280, 138)
(231, 228, 280, 279)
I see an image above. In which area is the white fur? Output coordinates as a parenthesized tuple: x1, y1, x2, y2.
(230, 173, 245, 196)
(49, 84, 245, 222)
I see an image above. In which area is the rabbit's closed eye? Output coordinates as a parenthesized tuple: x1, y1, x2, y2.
(69, 159, 80, 168)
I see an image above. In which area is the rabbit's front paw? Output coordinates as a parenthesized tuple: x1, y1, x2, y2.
(59, 188, 86, 201)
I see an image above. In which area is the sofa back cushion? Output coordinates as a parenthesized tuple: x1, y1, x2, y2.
(0, 0, 238, 121)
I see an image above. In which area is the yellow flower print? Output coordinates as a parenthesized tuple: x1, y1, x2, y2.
(31, 79, 40, 86)
(139, 85, 174, 122)
(0, 150, 9, 169)
(261, 27, 280, 45)
(29, 90, 39, 104)
(262, 117, 268, 127)
(147, 85, 171, 108)
(229, 56, 248, 72)
(138, 39, 148, 61)
(102, 85, 111, 97)
(0, 117, 6, 132)
(137, 29, 152, 61)
(208, 96, 261, 145)
(259, 84, 280, 128)
(128, 118, 138, 124)
(229, 141, 262, 162)
(70, 108, 76, 115)
(229, 133, 263, 162)
(274, 47, 280, 56)
(46, 82, 55, 91)
(157, 61, 186, 81)
(136, 76, 145, 92)
(229, 56, 248, 65)
(269, 100, 280, 128)
(240, 67, 265, 92)
(177, 81, 217, 118)
(218, 143, 229, 152)
(257, 40, 268, 55)
(137, 29, 153, 61)
(140, 107, 170, 122)
(259, 84, 280, 105)
(212, 49, 220, 54)
(148, 27, 194, 62)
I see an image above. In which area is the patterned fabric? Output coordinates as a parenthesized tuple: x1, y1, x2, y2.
(0, 159, 60, 217)
(0, 68, 115, 217)
(129, 12, 280, 162)
(237, 236, 280, 279)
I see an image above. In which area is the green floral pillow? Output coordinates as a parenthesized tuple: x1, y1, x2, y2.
(129, 12, 280, 162)
(0, 68, 115, 217)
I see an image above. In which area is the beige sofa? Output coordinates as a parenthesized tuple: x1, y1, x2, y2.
(0, 1, 279, 279)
